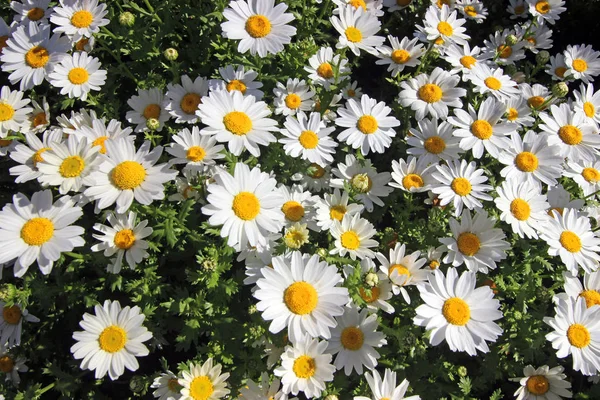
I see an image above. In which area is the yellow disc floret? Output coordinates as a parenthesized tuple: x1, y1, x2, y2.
(341, 327, 364, 350)
(284, 281, 318, 315)
(484, 77, 501, 90)
(345, 27, 363, 43)
(68, 67, 89, 84)
(232, 192, 261, 221)
(223, 111, 252, 135)
(114, 229, 136, 250)
(418, 84, 443, 103)
(341, 231, 360, 250)
(560, 231, 582, 253)
(391, 49, 411, 64)
(470, 120, 493, 140)
(186, 146, 206, 162)
(582, 167, 600, 183)
(245, 15, 272, 38)
(402, 174, 424, 190)
(437, 21, 453, 36)
(460, 55, 477, 69)
(535, 1, 550, 14)
(526, 375, 550, 395)
(71, 10, 94, 28)
(572, 58, 588, 73)
(27, 7, 45, 21)
(293, 355, 316, 378)
(190, 376, 214, 400)
(317, 63, 334, 79)
(510, 198, 531, 221)
(451, 177, 472, 196)
(226, 80, 247, 93)
(299, 130, 319, 149)
(357, 115, 378, 134)
(281, 201, 305, 222)
(25, 45, 49, 68)
(457, 232, 480, 256)
(21, 217, 54, 246)
(285, 93, 302, 110)
(424, 136, 446, 154)
(58, 156, 85, 179)
(111, 161, 146, 190)
(567, 323, 591, 348)
(98, 325, 127, 353)
(515, 151, 539, 172)
(580, 290, 600, 308)
(442, 297, 471, 325)
(329, 205, 346, 221)
(143, 104, 161, 120)
(0, 103, 15, 122)
(92, 136, 109, 154)
(2, 305, 22, 325)
(558, 125, 583, 145)
(180, 93, 201, 114)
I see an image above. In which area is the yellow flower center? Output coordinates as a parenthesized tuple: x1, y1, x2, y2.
(583, 167, 600, 183)
(341, 326, 364, 350)
(226, 79, 247, 93)
(0, 36, 9, 53)
(98, 325, 127, 353)
(470, 119, 493, 140)
(345, 27, 363, 43)
(0, 139, 11, 147)
(167, 378, 180, 392)
(497, 45, 512, 59)
(71, 10, 94, 28)
(507, 107, 519, 121)
(584, 102, 596, 118)
(282, 201, 305, 222)
(190, 376, 214, 400)
(308, 163, 326, 178)
(75, 38, 89, 51)
(359, 286, 380, 303)
(223, 111, 252, 135)
(357, 115, 378, 134)
(555, 67, 567, 78)
(329, 205, 346, 221)
(451, 177, 472, 196)
(526, 375, 549, 395)
(111, 161, 146, 190)
(437, 0, 451, 6)
(284, 281, 318, 315)
(424, 136, 446, 154)
(293, 355, 316, 379)
(351, 173, 372, 193)
(573, 58, 588, 72)
(389, 264, 411, 284)
(245, 15, 272, 38)
(580, 290, 600, 308)
(437, 21, 454, 36)
(285, 93, 302, 109)
(535, 1, 550, 13)
(186, 146, 206, 162)
(92, 136, 109, 154)
(21, 217, 54, 246)
(526, 37, 537, 45)
(25, 45, 49, 68)
(317, 63, 334, 79)
(457, 232, 480, 256)
(558, 125, 583, 145)
(560, 231, 582, 252)
(2, 305, 22, 325)
(429, 260, 440, 269)
(442, 297, 471, 325)
(514, 4, 525, 14)
(515, 151, 538, 172)
(484, 77, 502, 90)
(418, 84, 443, 103)
(567, 323, 591, 348)
(347, 88, 356, 97)
(180, 93, 201, 114)
(527, 96, 545, 109)
(284, 229, 307, 249)
(68, 67, 89, 84)
(114, 229, 136, 250)
(349, 0, 367, 10)
(299, 130, 319, 149)
(33, 111, 47, 127)
(460, 55, 477, 69)
(232, 192, 260, 221)
(143, 104, 161, 120)
(0, 356, 14, 373)
(341, 231, 360, 250)
(510, 198, 531, 221)
(59, 155, 85, 178)
(548, 207, 564, 217)
(0, 103, 15, 122)
(27, 7, 45, 21)
(391, 49, 411, 64)
(464, 5, 477, 17)
(32, 147, 50, 166)
(402, 174, 424, 190)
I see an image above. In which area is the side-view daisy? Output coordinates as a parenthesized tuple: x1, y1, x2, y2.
(0, 302, 39, 348)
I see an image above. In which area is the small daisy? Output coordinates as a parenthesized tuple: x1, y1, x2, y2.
(71, 300, 152, 380)
(209, 65, 264, 100)
(544, 296, 600, 376)
(50, 0, 109, 40)
(414, 267, 503, 355)
(467, 63, 520, 100)
(564, 160, 600, 197)
(342, 80, 363, 100)
(314, 189, 364, 231)
(483, 29, 526, 65)
(547, 184, 585, 216)
(47, 50, 106, 100)
(273, 78, 315, 116)
(335, 94, 400, 155)
(164, 75, 209, 124)
(84, 139, 177, 214)
(74, 118, 134, 155)
(179, 358, 230, 400)
(354, 369, 421, 400)
(564, 44, 600, 84)
(516, 21, 553, 54)
(508, 0, 528, 19)
(9, 129, 63, 183)
(279, 184, 318, 230)
(221, 0, 296, 57)
(495, 179, 550, 239)
(330, 214, 379, 260)
(511, 365, 572, 400)
(284, 222, 309, 249)
(457, 0, 487, 23)
(574, 83, 600, 124)
(540, 208, 600, 274)
(398, 67, 466, 121)
(546, 53, 569, 80)
(430, 159, 493, 217)
(0, 86, 32, 138)
(383, 0, 413, 12)
(389, 156, 436, 193)
(0, 350, 28, 386)
(442, 43, 487, 76)
(23, 97, 50, 134)
(407, 118, 462, 164)
(197, 90, 278, 157)
(376, 35, 425, 77)
(304, 47, 350, 90)
(344, 258, 395, 314)
(527, 0, 566, 25)
(502, 96, 534, 126)
(330, 5, 385, 56)
(254, 251, 349, 342)
(274, 335, 335, 399)
(0, 303, 39, 348)
(291, 163, 331, 192)
(520, 83, 552, 111)
(151, 371, 182, 400)
(239, 373, 288, 400)
(417, 4, 470, 46)
(126, 88, 170, 133)
(376, 243, 430, 303)
(11, 0, 53, 24)
(166, 126, 225, 172)
(201, 162, 284, 249)
(0, 190, 84, 277)
(279, 111, 337, 167)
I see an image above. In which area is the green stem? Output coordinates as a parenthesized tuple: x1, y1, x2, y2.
(143, 0, 163, 23)
(317, 0, 331, 21)
(415, 43, 433, 75)
(38, 383, 55, 395)
(96, 39, 138, 83)
(100, 26, 118, 40)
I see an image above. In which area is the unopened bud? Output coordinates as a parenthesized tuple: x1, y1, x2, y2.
(536, 50, 550, 65)
(429, 48, 440, 60)
(325, 396, 339, 400)
(351, 173, 372, 193)
(0, 284, 15, 301)
(163, 48, 179, 61)
(118, 11, 135, 27)
(552, 82, 569, 98)
(505, 34, 518, 46)
(364, 272, 379, 288)
(146, 117, 160, 131)
(248, 304, 258, 315)
(202, 259, 217, 271)
(457, 366, 468, 377)
(129, 375, 146, 394)
(317, 248, 328, 258)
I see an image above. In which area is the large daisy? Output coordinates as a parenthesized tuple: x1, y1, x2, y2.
(354, 369, 420, 400)
(564, 44, 600, 84)
(47, 50, 106, 101)
(330, 214, 379, 260)
(527, 0, 566, 25)
(330, 5, 384, 56)
(50, 0, 109, 41)
(279, 111, 338, 167)
(564, 160, 600, 198)
(11, 0, 53, 24)
(573, 82, 600, 124)
(209, 64, 264, 100)
(179, 358, 230, 400)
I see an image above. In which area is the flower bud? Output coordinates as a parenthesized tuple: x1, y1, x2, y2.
(457, 366, 468, 377)
(505, 34, 518, 46)
(129, 375, 146, 394)
(364, 272, 379, 288)
(146, 118, 160, 131)
(351, 173, 372, 193)
(552, 82, 569, 98)
(317, 248, 328, 258)
(325, 396, 339, 400)
(118, 11, 135, 27)
(536, 50, 550, 65)
(163, 48, 179, 61)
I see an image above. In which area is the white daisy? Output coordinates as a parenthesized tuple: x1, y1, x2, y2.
(330, 214, 379, 260)
(314, 189, 363, 231)
(389, 156, 436, 193)
(0, 350, 28, 386)
(50, 0, 109, 41)
(482, 28, 526, 65)
(564, 160, 600, 198)
(333, 0, 384, 16)
(511, 365, 572, 400)
(495, 179, 550, 239)
(279, 111, 337, 167)
(547, 184, 585, 216)
(164, 75, 209, 124)
(417, 4, 470, 46)
(344, 258, 395, 314)
(502, 96, 534, 126)
(564, 44, 600, 84)
(414, 267, 503, 355)
(151, 370, 182, 400)
(515, 21, 553, 54)
(574, 83, 600, 124)
(457, 0, 487, 23)
(559, 270, 600, 309)
(466, 63, 520, 100)
(546, 53, 569, 81)
(166, 126, 225, 172)
(330, 5, 385, 56)
(304, 47, 350, 90)
(278, 184, 319, 231)
(376, 35, 425, 77)
(0, 303, 39, 348)
(73, 117, 134, 155)
(47, 50, 106, 100)
(442, 43, 487, 76)
(239, 373, 290, 400)
(9, 129, 63, 183)
(527, 0, 566, 25)
(354, 368, 420, 400)
(342, 80, 363, 100)
(126, 88, 170, 133)
(520, 82, 553, 111)
(291, 163, 332, 193)
(273, 78, 315, 116)
(179, 358, 230, 400)
(406, 118, 462, 164)
(0, 86, 32, 138)
(376, 243, 430, 303)
(23, 97, 50, 134)
(508, 0, 528, 19)
(11, 0, 52, 24)
(209, 64, 264, 100)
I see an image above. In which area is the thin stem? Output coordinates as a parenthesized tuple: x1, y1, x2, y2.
(143, 0, 163, 23)
(96, 39, 138, 83)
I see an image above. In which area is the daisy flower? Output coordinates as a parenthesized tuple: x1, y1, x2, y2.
(406, 118, 462, 164)
(11, 0, 53, 24)
(314, 189, 364, 231)
(414, 268, 503, 355)
(547, 184, 585, 216)
(328, 305, 387, 375)
(564, 160, 600, 198)
(545, 296, 600, 376)
(527, 0, 566, 25)
(448, 96, 516, 159)
(342, 80, 363, 100)
(508, 0, 528, 19)
(84, 139, 177, 214)
(304, 47, 350, 90)
(330, 214, 379, 260)
(73, 118, 134, 155)
(0, 21, 70, 91)
(126, 88, 170, 133)
(333, 0, 385, 16)
(278, 184, 318, 230)
(546, 53, 569, 80)
(279, 111, 337, 167)
(430, 159, 493, 217)
(330, 5, 385, 56)
(457, 0, 487, 23)
(254, 251, 349, 342)
(0, 190, 84, 277)
(273, 78, 315, 116)
(511, 365, 572, 400)
(482, 29, 526, 65)
(516, 21, 553, 54)
(0, 86, 32, 138)
(540, 208, 600, 274)
(274, 335, 335, 399)
(502, 96, 534, 126)
(390, 156, 436, 194)
(335, 94, 400, 155)
(239, 373, 289, 400)
(179, 358, 230, 400)
(91, 211, 153, 274)
(201, 162, 284, 249)
(520, 83, 552, 111)
(560, 270, 600, 309)
(197, 90, 278, 157)
(376, 36, 425, 77)
(221, 0, 296, 58)
(564, 44, 600, 84)
(344, 258, 395, 314)
(383, 0, 413, 12)
(398, 67, 466, 121)
(209, 64, 264, 100)
(0, 350, 28, 386)
(376, 243, 430, 303)
(442, 43, 487, 76)
(50, 0, 109, 40)
(151, 371, 182, 400)
(495, 179, 550, 239)
(539, 103, 600, 162)
(9, 129, 63, 183)
(417, 4, 470, 46)
(574, 83, 600, 124)
(331, 154, 393, 212)
(23, 97, 50, 134)
(47, 50, 106, 101)
(354, 369, 420, 400)
(0, 303, 39, 348)
(284, 223, 309, 249)
(291, 163, 331, 192)
(467, 63, 520, 100)
(164, 75, 209, 124)
(71, 300, 152, 380)
(166, 126, 225, 172)
(168, 169, 202, 203)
